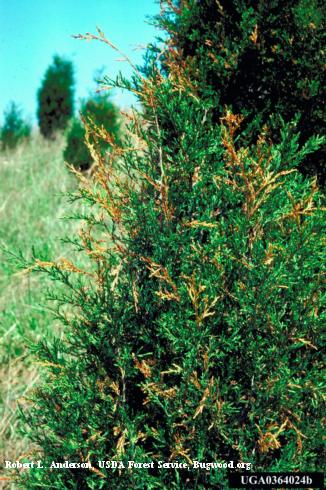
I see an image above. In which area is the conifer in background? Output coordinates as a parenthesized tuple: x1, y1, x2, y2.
(64, 92, 120, 171)
(156, 0, 325, 183)
(0, 101, 31, 150)
(14, 19, 325, 490)
(37, 55, 75, 139)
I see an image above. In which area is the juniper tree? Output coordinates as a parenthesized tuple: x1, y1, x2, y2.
(64, 92, 120, 171)
(37, 55, 75, 138)
(0, 101, 31, 150)
(155, 0, 325, 184)
(14, 27, 325, 490)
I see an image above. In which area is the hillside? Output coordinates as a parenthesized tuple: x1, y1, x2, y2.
(0, 134, 77, 477)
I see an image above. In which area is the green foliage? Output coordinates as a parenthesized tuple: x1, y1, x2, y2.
(8, 10, 324, 488)
(37, 55, 75, 138)
(0, 102, 31, 150)
(15, 32, 325, 487)
(63, 118, 89, 169)
(64, 93, 120, 170)
(155, 0, 325, 184)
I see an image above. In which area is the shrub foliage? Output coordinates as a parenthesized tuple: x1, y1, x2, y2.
(156, 0, 325, 183)
(16, 14, 324, 490)
(64, 93, 120, 171)
(0, 102, 31, 150)
(37, 55, 75, 138)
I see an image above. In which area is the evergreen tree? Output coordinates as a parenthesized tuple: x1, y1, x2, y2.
(0, 101, 31, 150)
(64, 92, 120, 171)
(14, 25, 324, 490)
(155, 0, 325, 184)
(37, 55, 75, 138)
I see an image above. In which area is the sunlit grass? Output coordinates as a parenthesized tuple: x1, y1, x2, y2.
(0, 134, 78, 478)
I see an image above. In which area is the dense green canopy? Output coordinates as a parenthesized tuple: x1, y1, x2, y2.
(37, 55, 75, 138)
(155, 0, 325, 184)
(15, 5, 324, 489)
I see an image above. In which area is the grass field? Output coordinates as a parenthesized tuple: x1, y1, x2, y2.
(0, 134, 78, 484)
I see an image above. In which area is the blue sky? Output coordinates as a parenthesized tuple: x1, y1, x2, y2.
(0, 0, 160, 125)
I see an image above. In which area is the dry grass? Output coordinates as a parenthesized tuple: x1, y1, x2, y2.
(0, 134, 78, 488)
